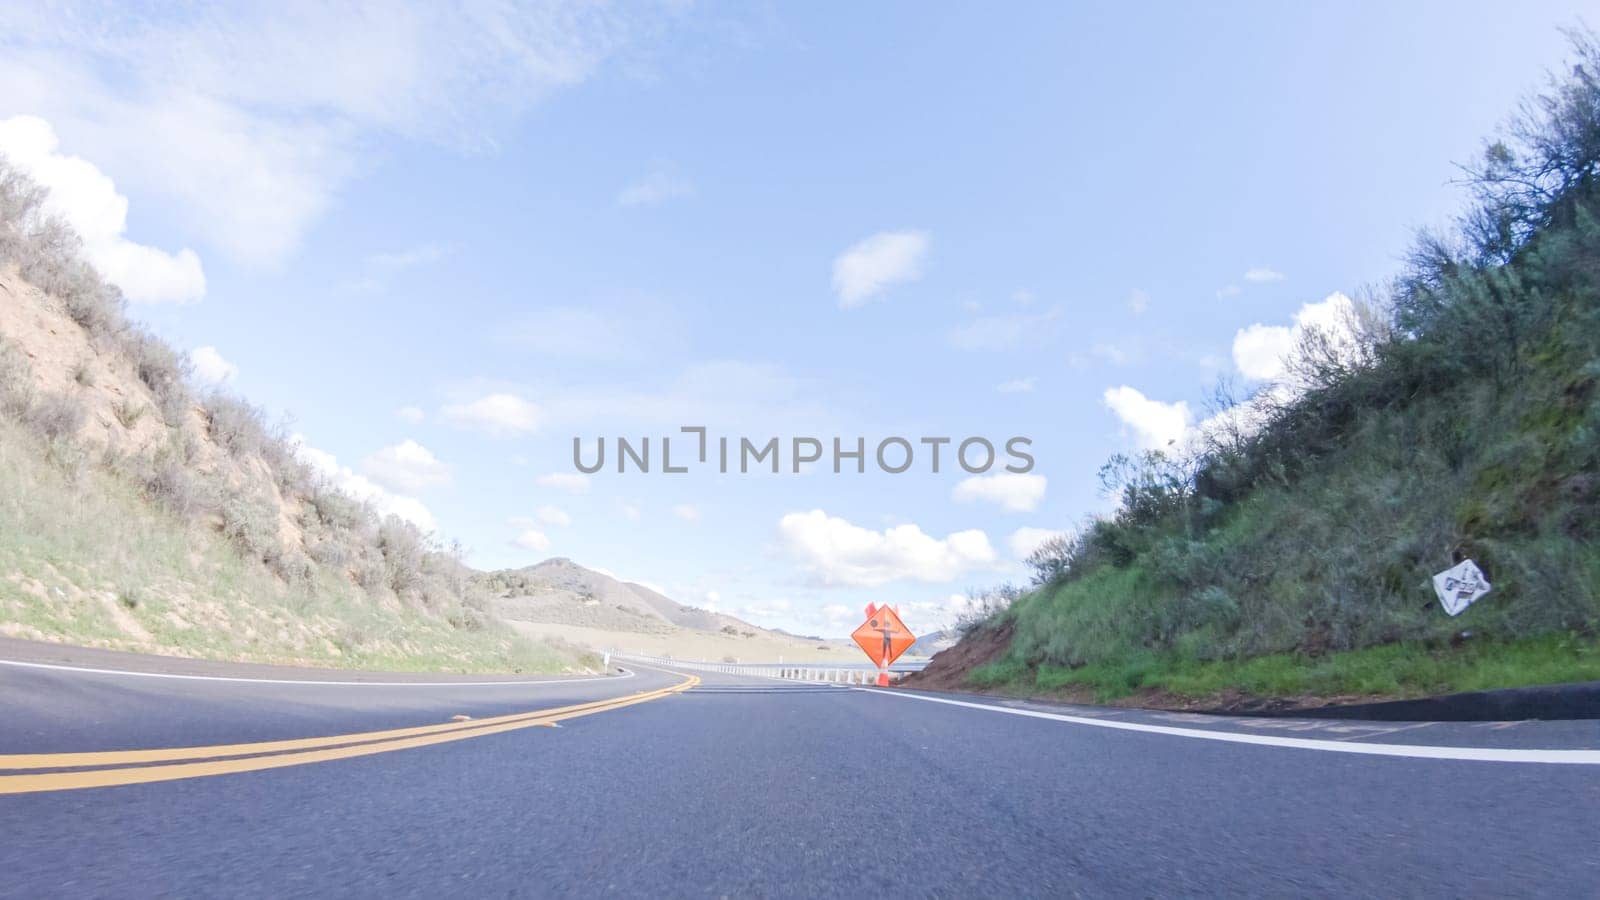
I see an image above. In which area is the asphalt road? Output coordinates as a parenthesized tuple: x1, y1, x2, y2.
(2, 643, 1598, 898)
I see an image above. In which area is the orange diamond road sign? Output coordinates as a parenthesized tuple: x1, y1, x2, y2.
(852, 603, 916, 669)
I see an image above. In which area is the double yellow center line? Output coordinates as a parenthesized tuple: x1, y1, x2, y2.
(0, 674, 698, 795)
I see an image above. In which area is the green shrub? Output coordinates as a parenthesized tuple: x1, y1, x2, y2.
(1023, 533, 1074, 586)
(139, 450, 211, 517)
(219, 490, 279, 561)
(309, 485, 367, 532)
(122, 332, 190, 425)
(264, 547, 314, 586)
(111, 398, 145, 429)
(307, 534, 352, 570)
(377, 515, 426, 598)
(204, 393, 269, 458)
(0, 338, 35, 421)
(26, 391, 85, 441)
(956, 583, 1021, 635)
(446, 605, 488, 631)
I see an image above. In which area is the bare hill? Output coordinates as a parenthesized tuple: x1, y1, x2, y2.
(481, 558, 781, 638)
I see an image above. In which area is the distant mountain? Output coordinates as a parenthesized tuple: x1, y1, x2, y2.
(907, 629, 957, 658)
(769, 627, 826, 642)
(479, 558, 778, 638)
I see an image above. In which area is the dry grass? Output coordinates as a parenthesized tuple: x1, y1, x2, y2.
(0, 416, 592, 672)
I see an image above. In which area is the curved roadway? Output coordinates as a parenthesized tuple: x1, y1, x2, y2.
(1, 640, 1597, 897)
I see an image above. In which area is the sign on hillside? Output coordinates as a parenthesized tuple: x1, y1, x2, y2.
(852, 603, 916, 670)
(1432, 559, 1492, 616)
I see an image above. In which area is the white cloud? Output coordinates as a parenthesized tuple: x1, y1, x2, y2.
(368, 244, 450, 270)
(1008, 526, 1067, 560)
(499, 305, 679, 361)
(441, 393, 541, 435)
(1128, 289, 1149, 315)
(1244, 267, 1285, 283)
(1090, 341, 1138, 366)
(512, 529, 551, 553)
(896, 592, 981, 634)
(189, 346, 236, 384)
(620, 502, 642, 522)
(733, 597, 791, 623)
(536, 504, 571, 527)
(344, 244, 451, 293)
(997, 376, 1036, 394)
(1232, 291, 1356, 383)
(360, 439, 450, 493)
(0, 5, 679, 266)
(1099, 294, 1362, 457)
(1103, 386, 1192, 450)
(537, 472, 590, 494)
(821, 603, 855, 626)
(616, 162, 694, 207)
(777, 509, 996, 587)
(524, 358, 836, 439)
(293, 437, 436, 533)
(1216, 284, 1241, 299)
(1231, 324, 1296, 382)
(0, 115, 205, 303)
(947, 308, 1061, 352)
(672, 503, 700, 522)
(951, 473, 1047, 513)
(832, 230, 928, 307)
(395, 405, 425, 424)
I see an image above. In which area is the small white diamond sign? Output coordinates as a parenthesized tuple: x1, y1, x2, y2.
(1432, 559, 1492, 616)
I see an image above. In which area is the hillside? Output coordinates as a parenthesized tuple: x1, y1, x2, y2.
(481, 557, 784, 635)
(483, 558, 856, 662)
(914, 35, 1600, 704)
(0, 159, 590, 673)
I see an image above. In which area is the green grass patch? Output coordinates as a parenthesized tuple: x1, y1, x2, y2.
(975, 632, 1600, 703)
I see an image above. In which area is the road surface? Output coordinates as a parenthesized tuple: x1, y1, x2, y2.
(2, 641, 1598, 897)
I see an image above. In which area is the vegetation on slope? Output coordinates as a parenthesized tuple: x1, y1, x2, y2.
(945, 31, 1600, 702)
(0, 157, 591, 673)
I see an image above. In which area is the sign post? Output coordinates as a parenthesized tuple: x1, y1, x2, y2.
(851, 603, 915, 686)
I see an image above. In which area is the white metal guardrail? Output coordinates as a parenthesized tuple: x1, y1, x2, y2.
(611, 652, 928, 685)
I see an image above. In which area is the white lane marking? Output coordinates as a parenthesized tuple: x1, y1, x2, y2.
(862, 689, 1600, 765)
(0, 658, 635, 688)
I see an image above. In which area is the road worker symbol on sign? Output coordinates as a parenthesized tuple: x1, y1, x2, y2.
(851, 604, 916, 671)
(872, 618, 892, 661)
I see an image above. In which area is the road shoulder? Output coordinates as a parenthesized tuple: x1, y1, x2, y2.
(0, 636, 619, 684)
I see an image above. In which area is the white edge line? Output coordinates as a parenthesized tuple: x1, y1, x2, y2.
(0, 657, 636, 688)
(860, 688, 1600, 765)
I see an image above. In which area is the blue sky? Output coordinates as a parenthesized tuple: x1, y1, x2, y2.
(0, 1, 1591, 637)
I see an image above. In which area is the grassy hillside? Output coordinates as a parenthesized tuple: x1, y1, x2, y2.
(0, 158, 591, 673)
(929, 32, 1600, 703)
